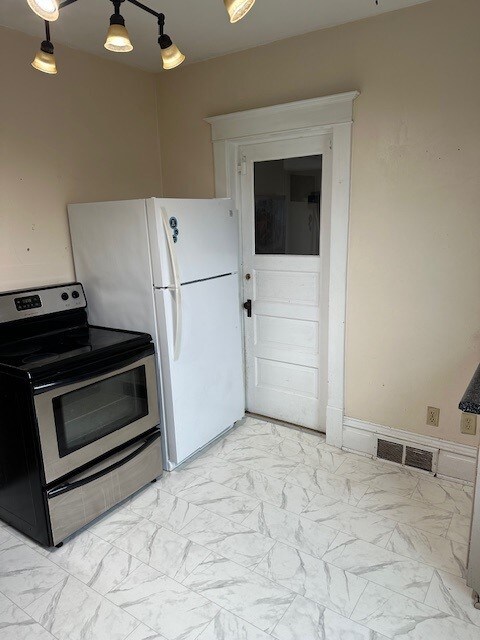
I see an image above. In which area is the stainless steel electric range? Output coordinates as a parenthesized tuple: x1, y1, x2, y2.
(0, 282, 162, 547)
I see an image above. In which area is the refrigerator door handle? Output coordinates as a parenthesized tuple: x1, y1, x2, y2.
(161, 206, 182, 360)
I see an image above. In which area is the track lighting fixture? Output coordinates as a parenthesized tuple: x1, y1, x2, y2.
(28, 0, 59, 22)
(27, 0, 256, 75)
(31, 21, 57, 74)
(224, 0, 256, 24)
(104, 0, 133, 52)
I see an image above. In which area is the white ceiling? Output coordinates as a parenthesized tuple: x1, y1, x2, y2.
(1, 0, 431, 72)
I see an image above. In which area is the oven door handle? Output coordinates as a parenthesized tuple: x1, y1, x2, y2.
(46, 431, 161, 499)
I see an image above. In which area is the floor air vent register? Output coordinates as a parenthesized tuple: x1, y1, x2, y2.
(376, 437, 437, 473)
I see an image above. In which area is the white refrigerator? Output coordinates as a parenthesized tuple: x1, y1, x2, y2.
(68, 198, 245, 469)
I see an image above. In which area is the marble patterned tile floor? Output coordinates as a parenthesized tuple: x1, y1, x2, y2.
(0, 416, 476, 640)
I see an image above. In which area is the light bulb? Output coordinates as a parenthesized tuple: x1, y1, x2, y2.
(224, 0, 255, 23)
(27, 0, 59, 21)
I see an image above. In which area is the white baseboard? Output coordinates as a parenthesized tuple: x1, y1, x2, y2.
(343, 416, 477, 484)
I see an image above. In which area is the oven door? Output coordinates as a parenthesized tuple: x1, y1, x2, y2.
(34, 354, 160, 484)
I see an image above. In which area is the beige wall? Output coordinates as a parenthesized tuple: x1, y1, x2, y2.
(0, 27, 161, 291)
(156, 0, 480, 445)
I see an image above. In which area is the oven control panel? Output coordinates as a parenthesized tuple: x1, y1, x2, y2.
(15, 294, 42, 311)
(0, 283, 87, 323)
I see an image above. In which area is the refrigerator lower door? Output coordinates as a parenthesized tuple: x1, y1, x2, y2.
(155, 273, 244, 467)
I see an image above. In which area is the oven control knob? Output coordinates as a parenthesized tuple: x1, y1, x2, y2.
(61, 292, 69, 301)
(71, 290, 80, 299)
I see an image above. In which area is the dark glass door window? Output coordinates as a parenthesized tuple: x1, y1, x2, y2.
(53, 366, 148, 458)
(254, 155, 322, 255)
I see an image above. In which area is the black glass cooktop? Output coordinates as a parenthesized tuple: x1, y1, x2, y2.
(0, 325, 151, 371)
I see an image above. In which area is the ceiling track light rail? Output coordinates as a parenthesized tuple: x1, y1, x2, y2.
(27, 0, 256, 75)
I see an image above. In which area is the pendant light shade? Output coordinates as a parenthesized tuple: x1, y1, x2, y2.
(159, 34, 185, 70)
(224, 0, 255, 23)
(27, 0, 59, 21)
(104, 13, 133, 52)
(104, 23, 133, 52)
(31, 40, 57, 74)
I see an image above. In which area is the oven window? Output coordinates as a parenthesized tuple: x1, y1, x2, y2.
(53, 366, 148, 458)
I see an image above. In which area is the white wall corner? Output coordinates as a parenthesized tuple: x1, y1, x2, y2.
(343, 416, 477, 483)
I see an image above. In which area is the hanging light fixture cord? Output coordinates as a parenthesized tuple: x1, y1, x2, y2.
(44, 19, 51, 43)
(41, 20, 54, 54)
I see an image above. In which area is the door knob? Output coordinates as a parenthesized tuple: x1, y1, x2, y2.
(245, 273, 251, 280)
(243, 299, 252, 318)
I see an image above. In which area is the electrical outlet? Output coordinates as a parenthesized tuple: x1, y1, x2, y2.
(426, 406, 440, 427)
(461, 412, 477, 435)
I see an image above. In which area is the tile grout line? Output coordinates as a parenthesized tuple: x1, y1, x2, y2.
(154, 474, 264, 529)
(0, 580, 67, 640)
(239, 435, 348, 473)
(268, 590, 299, 638)
(347, 576, 370, 621)
(324, 520, 466, 580)
(84, 553, 216, 638)
(316, 534, 437, 606)
(176, 552, 300, 635)
(382, 524, 397, 551)
(347, 575, 456, 638)
(122, 621, 150, 640)
(184, 459, 326, 518)
(203, 602, 289, 639)
(183, 450, 300, 488)
(30, 549, 145, 635)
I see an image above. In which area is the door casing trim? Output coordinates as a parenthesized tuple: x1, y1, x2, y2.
(206, 91, 360, 448)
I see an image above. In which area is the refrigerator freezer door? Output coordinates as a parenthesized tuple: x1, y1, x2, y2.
(68, 200, 157, 341)
(155, 273, 244, 466)
(147, 198, 240, 288)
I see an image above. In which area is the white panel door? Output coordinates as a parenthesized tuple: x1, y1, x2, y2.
(240, 135, 332, 431)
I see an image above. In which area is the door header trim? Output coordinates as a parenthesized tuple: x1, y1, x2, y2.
(205, 91, 359, 141)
